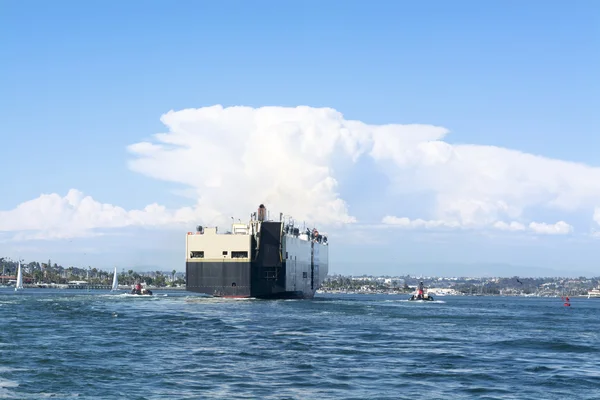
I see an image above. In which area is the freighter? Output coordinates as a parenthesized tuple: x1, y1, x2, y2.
(185, 204, 329, 299)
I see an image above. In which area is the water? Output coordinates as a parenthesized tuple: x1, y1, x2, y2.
(1, 289, 599, 399)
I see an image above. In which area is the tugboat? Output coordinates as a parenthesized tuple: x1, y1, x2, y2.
(409, 281, 434, 301)
(130, 282, 153, 296)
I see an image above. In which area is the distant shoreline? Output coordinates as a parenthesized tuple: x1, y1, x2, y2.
(317, 290, 593, 298)
(1, 285, 187, 291)
(1, 286, 593, 298)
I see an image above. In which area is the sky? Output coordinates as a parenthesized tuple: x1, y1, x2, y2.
(1, 0, 599, 277)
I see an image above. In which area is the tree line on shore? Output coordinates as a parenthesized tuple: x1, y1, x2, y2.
(322, 274, 599, 296)
(0, 257, 185, 287)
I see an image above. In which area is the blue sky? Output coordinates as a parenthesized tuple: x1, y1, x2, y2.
(1, 0, 599, 276)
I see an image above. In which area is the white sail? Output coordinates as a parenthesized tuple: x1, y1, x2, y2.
(15, 262, 23, 291)
(111, 267, 119, 291)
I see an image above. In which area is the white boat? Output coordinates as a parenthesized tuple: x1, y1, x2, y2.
(14, 262, 23, 291)
(587, 286, 600, 298)
(111, 267, 119, 291)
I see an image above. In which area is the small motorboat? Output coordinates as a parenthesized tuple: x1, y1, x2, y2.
(409, 281, 434, 301)
(130, 288, 153, 296)
(130, 283, 152, 296)
(409, 293, 434, 301)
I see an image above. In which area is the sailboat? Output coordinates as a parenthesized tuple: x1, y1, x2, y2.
(111, 267, 119, 291)
(15, 262, 23, 291)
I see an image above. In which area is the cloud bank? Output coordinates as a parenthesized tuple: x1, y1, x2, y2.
(2, 105, 599, 240)
(0, 189, 204, 240)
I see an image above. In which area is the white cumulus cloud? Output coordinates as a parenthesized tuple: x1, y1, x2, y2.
(380, 144, 600, 229)
(528, 221, 573, 235)
(0, 189, 205, 239)
(126, 105, 372, 227)
(492, 221, 526, 232)
(381, 216, 460, 229)
(382, 216, 573, 235)
(2, 104, 599, 240)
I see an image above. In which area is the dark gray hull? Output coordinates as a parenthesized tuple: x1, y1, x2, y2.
(185, 261, 316, 299)
(186, 261, 251, 297)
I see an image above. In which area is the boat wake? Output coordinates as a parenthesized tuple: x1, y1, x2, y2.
(393, 299, 446, 304)
(99, 292, 167, 298)
(184, 296, 255, 304)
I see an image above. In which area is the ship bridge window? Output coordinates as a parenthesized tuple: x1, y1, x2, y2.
(190, 251, 204, 258)
(223, 251, 228, 256)
(231, 251, 248, 258)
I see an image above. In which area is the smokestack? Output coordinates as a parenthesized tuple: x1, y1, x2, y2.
(257, 204, 266, 222)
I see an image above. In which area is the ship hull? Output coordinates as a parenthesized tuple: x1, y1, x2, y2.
(185, 258, 328, 299)
(186, 261, 251, 297)
(186, 220, 328, 299)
